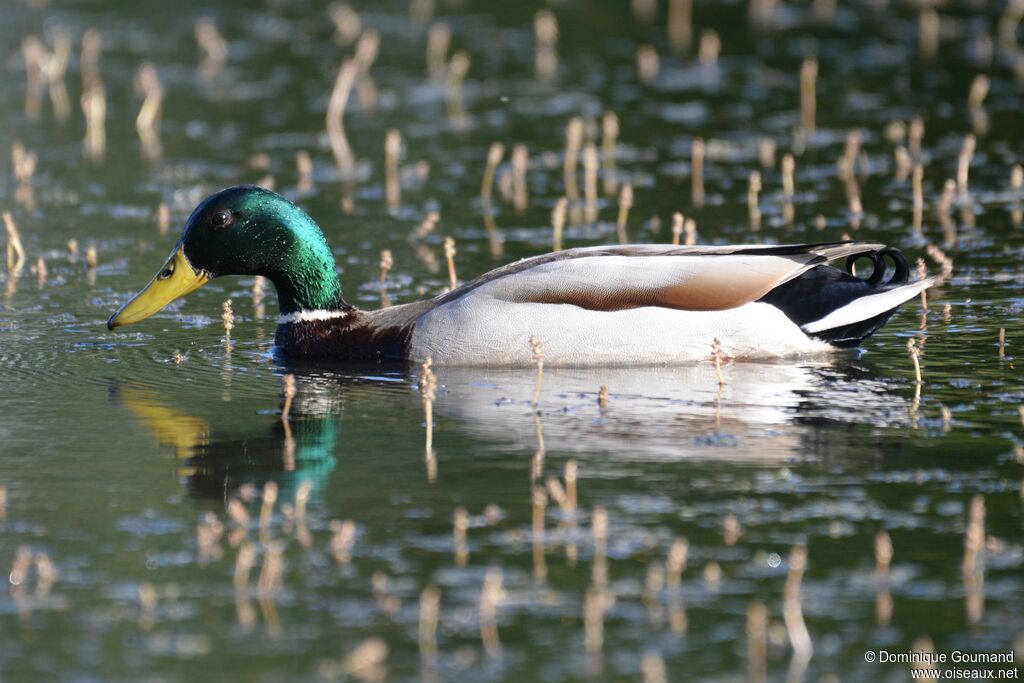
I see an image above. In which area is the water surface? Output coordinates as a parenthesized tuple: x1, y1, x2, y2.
(1, 0, 1023, 680)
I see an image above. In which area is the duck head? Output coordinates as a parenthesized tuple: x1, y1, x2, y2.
(107, 186, 345, 330)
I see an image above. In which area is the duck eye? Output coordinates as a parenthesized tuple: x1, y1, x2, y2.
(210, 210, 233, 228)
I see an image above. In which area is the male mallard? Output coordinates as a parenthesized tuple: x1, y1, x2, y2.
(108, 185, 934, 366)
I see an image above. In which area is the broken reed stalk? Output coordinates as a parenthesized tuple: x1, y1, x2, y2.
(419, 357, 437, 454)
(563, 117, 583, 200)
(252, 275, 266, 318)
(134, 64, 164, 159)
(584, 586, 606, 656)
(85, 244, 98, 269)
(545, 477, 569, 511)
(531, 412, 546, 482)
(963, 495, 986, 624)
(758, 139, 776, 169)
(698, 30, 721, 67)
(632, 0, 657, 23)
(443, 236, 457, 290)
(957, 134, 976, 199)
(875, 530, 893, 576)
(783, 544, 813, 659)
(747, 601, 768, 683)
(511, 144, 529, 211)
(691, 138, 705, 207)
(565, 460, 578, 509)
(839, 129, 861, 182)
(3, 212, 26, 276)
(636, 45, 660, 84)
(800, 57, 818, 133)
(601, 112, 619, 196)
(12, 143, 36, 189)
(583, 144, 599, 219)
(22, 37, 46, 120)
(781, 153, 795, 198)
(379, 249, 393, 288)
(326, 59, 359, 176)
(641, 653, 667, 683)
(748, 171, 762, 230)
(909, 117, 925, 160)
(551, 197, 568, 251)
(712, 338, 725, 386)
(296, 151, 314, 193)
(968, 74, 990, 110)
(592, 506, 608, 589)
(723, 515, 741, 545)
(81, 84, 106, 161)
(195, 18, 229, 78)
(529, 336, 544, 409)
(684, 218, 696, 245)
(999, 327, 1006, 359)
(532, 487, 548, 581)
(353, 31, 380, 113)
(385, 129, 401, 209)
(258, 481, 278, 540)
(481, 142, 504, 204)
(534, 10, 559, 82)
(479, 568, 504, 658)
(617, 183, 633, 244)
(671, 212, 684, 245)
(157, 202, 170, 234)
(340, 639, 388, 680)
(446, 51, 470, 127)
(907, 338, 922, 384)
(46, 31, 71, 122)
(426, 23, 451, 81)
(329, 519, 356, 565)
(233, 542, 257, 590)
(917, 259, 929, 312)
(418, 585, 441, 668)
(667, 0, 693, 53)
(912, 164, 924, 234)
(940, 405, 953, 432)
(221, 299, 235, 339)
(874, 531, 895, 625)
(666, 538, 688, 589)
(453, 506, 469, 567)
(894, 145, 911, 181)
(281, 374, 296, 422)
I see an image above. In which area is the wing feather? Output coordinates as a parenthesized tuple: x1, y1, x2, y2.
(439, 242, 889, 313)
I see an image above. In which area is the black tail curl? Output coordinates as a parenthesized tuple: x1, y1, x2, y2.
(759, 246, 914, 348)
(843, 247, 909, 288)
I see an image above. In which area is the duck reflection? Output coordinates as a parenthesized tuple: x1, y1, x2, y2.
(421, 360, 912, 462)
(111, 384, 337, 503)
(113, 357, 912, 501)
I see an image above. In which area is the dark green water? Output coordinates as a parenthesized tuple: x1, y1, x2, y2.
(2, 0, 1023, 680)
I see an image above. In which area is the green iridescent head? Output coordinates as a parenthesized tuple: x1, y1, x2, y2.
(108, 186, 345, 329)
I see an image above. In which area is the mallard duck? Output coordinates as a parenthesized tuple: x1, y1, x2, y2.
(108, 185, 934, 366)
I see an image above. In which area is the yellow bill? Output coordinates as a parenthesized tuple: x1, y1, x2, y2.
(107, 246, 209, 329)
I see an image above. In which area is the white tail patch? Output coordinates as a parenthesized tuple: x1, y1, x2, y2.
(801, 278, 936, 334)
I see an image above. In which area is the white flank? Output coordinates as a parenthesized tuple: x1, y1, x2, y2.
(277, 309, 350, 325)
(410, 299, 833, 367)
(801, 278, 935, 334)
